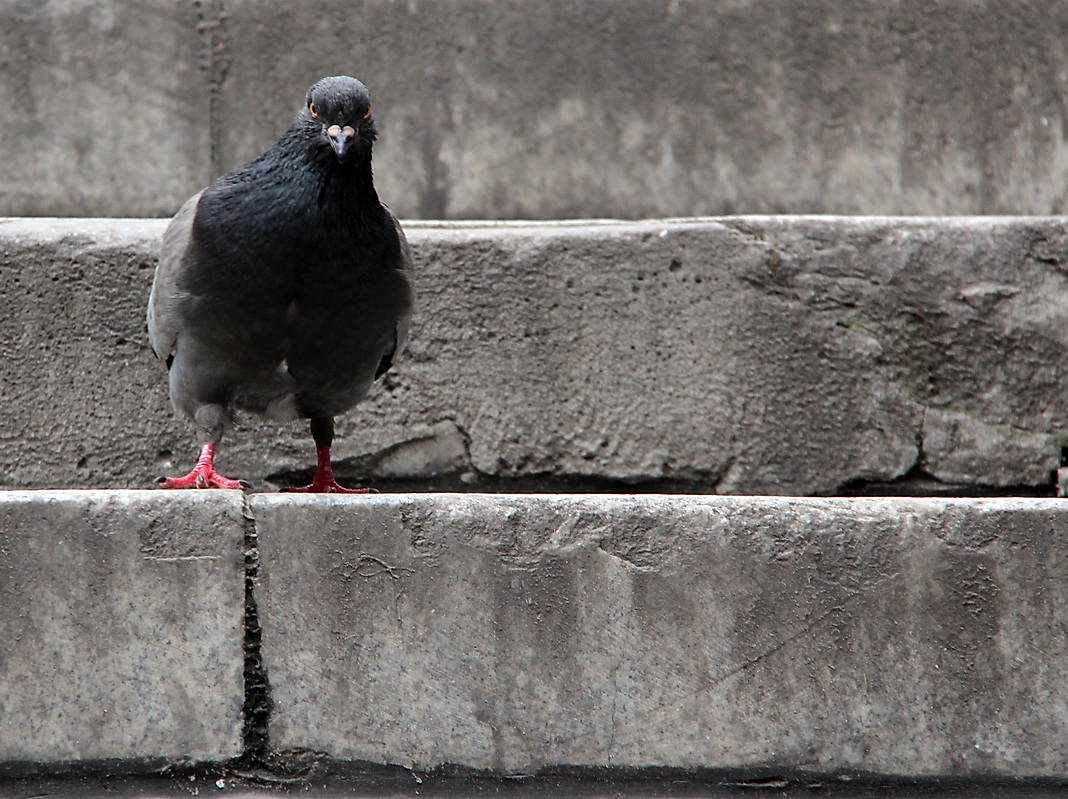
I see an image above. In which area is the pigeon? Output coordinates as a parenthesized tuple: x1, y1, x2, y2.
(148, 75, 414, 492)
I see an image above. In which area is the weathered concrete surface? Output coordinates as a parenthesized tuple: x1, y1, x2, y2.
(0, 2, 211, 217)
(2, 490, 1067, 780)
(3, 1, 1068, 218)
(0, 219, 176, 490)
(2, 216, 1067, 495)
(0, 490, 246, 763)
(255, 493, 1068, 777)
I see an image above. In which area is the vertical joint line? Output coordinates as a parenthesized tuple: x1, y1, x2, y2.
(194, 0, 232, 178)
(239, 495, 272, 764)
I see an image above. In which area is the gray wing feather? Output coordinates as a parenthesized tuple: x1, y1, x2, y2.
(147, 191, 202, 363)
(392, 212, 414, 358)
(378, 212, 414, 377)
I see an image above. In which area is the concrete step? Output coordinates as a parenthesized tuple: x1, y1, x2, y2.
(1, 216, 1067, 495)
(1, 491, 1065, 782)
(0, 490, 246, 765)
(2, 1, 1067, 219)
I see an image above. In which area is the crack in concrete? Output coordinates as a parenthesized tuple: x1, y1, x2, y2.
(238, 495, 272, 767)
(697, 607, 839, 695)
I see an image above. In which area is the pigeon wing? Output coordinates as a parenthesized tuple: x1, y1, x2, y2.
(376, 211, 415, 378)
(147, 191, 202, 365)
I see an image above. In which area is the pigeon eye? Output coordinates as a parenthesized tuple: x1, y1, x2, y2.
(309, 102, 319, 118)
(363, 106, 372, 119)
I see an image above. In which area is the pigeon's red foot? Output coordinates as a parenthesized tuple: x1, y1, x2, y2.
(157, 470, 250, 490)
(283, 443, 378, 494)
(284, 476, 377, 494)
(156, 444, 251, 490)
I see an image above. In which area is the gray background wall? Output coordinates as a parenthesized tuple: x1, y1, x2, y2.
(4, 3, 1068, 783)
(2, 0, 1068, 219)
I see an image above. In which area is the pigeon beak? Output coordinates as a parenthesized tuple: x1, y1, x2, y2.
(326, 124, 357, 162)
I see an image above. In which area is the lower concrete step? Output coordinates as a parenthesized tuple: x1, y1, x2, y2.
(2, 491, 1065, 780)
(0, 490, 246, 765)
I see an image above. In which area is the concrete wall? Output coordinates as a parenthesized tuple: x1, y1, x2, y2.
(2, 1, 1068, 219)
(1, 216, 1066, 495)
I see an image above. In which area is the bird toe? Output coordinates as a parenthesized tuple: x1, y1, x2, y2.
(156, 468, 248, 490)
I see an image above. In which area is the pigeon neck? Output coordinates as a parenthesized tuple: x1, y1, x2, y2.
(341, 155, 376, 196)
(324, 155, 380, 213)
(287, 124, 379, 199)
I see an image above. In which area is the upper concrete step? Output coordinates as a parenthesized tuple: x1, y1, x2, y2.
(2, 1, 1067, 218)
(2, 215, 1067, 495)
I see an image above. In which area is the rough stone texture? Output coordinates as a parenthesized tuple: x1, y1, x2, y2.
(0, 490, 246, 763)
(2, 216, 1067, 495)
(255, 493, 1068, 777)
(0, 219, 175, 489)
(921, 409, 1060, 489)
(2, 1, 1068, 218)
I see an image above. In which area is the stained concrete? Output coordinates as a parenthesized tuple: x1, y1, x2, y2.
(1, 216, 1067, 495)
(254, 493, 1068, 778)
(0, 490, 246, 763)
(2, 1, 1068, 218)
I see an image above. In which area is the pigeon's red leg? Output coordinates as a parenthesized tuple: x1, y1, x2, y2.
(285, 444, 377, 494)
(156, 443, 251, 490)
(285, 417, 377, 494)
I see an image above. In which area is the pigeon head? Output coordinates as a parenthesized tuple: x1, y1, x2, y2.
(301, 76, 377, 164)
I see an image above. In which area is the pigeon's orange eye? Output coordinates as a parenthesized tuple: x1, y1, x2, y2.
(363, 106, 372, 119)
(309, 102, 319, 118)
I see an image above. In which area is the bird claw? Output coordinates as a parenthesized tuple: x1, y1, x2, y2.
(156, 470, 252, 490)
(284, 477, 377, 494)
